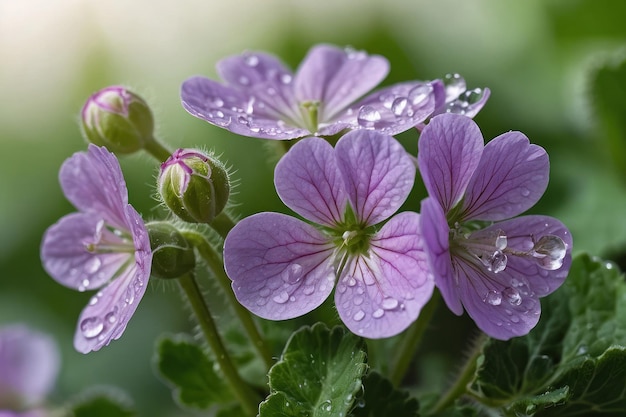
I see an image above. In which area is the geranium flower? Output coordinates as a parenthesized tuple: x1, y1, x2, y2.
(41, 145, 152, 353)
(223, 130, 434, 338)
(418, 114, 572, 340)
(0, 325, 59, 414)
(181, 44, 444, 140)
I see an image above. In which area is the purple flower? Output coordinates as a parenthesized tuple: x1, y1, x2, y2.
(41, 145, 152, 353)
(0, 325, 59, 411)
(181, 44, 443, 140)
(418, 114, 572, 340)
(223, 130, 434, 338)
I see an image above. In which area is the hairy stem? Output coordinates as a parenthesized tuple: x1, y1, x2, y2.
(210, 211, 237, 239)
(182, 230, 274, 369)
(178, 272, 260, 415)
(143, 136, 173, 162)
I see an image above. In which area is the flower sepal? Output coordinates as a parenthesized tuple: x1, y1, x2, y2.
(81, 86, 155, 154)
(158, 149, 230, 224)
(146, 222, 196, 279)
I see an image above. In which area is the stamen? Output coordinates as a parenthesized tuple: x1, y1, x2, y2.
(299, 100, 320, 133)
(452, 228, 508, 273)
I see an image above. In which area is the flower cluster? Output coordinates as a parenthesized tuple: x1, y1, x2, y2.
(40, 43, 572, 356)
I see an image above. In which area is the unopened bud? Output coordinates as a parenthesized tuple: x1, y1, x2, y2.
(158, 149, 230, 224)
(146, 222, 195, 279)
(81, 86, 154, 154)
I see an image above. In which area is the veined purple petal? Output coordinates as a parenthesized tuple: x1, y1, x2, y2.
(73, 262, 149, 353)
(181, 76, 309, 140)
(483, 215, 572, 297)
(335, 130, 415, 226)
(40, 212, 131, 292)
(294, 45, 389, 121)
(224, 212, 336, 320)
(335, 212, 434, 338)
(339, 81, 437, 136)
(418, 114, 484, 214)
(460, 131, 549, 221)
(59, 145, 128, 230)
(0, 325, 59, 407)
(452, 258, 542, 340)
(275, 137, 347, 227)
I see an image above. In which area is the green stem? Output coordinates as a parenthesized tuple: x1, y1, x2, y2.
(388, 292, 439, 386)
(178, 272, 260, 415)
(431, 332, 486, 414)
(182, 230, 274, 369)
(144, 136, 173, 162)
(210, 211, 238, 239)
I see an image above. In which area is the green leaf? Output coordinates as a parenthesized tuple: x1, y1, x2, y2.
(469, 253, 626, 415)
(590, 51, 626, 178)
(71, 390, 136, 417)
(349, 372, 418, 417)
(154, 334, 232, 409)
(259, 323, 368, 417)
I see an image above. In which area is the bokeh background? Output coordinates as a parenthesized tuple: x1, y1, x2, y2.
(2, 0, 626, 415)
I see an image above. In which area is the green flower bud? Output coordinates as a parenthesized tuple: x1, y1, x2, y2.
(81, 86, 154, 154)
(146, 222, 195, 279)
(158, 149, 230, 224)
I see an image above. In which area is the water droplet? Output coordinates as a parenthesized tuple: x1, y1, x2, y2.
(281, 263, 303, 284)
(280, 74, 292, 84)
(532, 235, 567, 270)
(303, 285, 315, 295)
(84, 257, 101, 274)
(259, 288, 271, 297)
(408, 84, 433, 106)
(207, 97, 224, 108)
(357, 105, 381, 128)
(381, 298, 399, 310)
(320, 399, 332, 412)
(273, 291, 289, 304)
(484, 290, 502, 306)
(244, 54, 259, 67)
(289, 296, 296, 302)
(391, 97, 408, 116)
(80, 317, 104, 339)
(105, 312, 117, 324)
(356, 287, 364, 295)
(521, 187, 530, 197)
(480, 250, 507, 273)
(443, 73, 466, 100)
(88, 295, 98, 305)
(577, 344, 588, 355)
(372, 309, 384, 318)
(237, 115, 250, 126)
(503, 287, 522, 306)
(353, 310, 365, 321)
(347, 277, 357, 287)
(353, 296, 363, 306)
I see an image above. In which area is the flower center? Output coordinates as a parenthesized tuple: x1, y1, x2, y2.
(299, 100, 320, 133)
(83, 220, 136, 254)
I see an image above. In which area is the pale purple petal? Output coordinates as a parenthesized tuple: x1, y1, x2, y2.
(333, 81, 437, 136)
(275, 137, 347, 227)
(335, 212, 434, 338)
(418, 114, 484, 213)
(483, 215, 572, 297)
(460, 131, 549, 221)
(420, 198, 463, 315)
(294, 45, 389, 121)
(181, 76, 309, 140)
(59, 145, 128, 229)
(335, 130, 415, 226)
(40, 213, 131, 291)
(224, 212, 336, 320)
(0, 326, 59, 407)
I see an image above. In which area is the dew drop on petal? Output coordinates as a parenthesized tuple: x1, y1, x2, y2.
(353, 310, 365, 322)
(80, 317, 104, 339)
(381, 298, 399, 310)
(372, 309, 384, 319)
(303, 285, 316, 295)
(347, 277, 357, 287)
(244, 54, 259, 67)
(532, 235, 567, 270)
(259, 288, 271, 298)
(443, 73, 466, 100)
(357, 105, 381, 128)
(320, 400, 333, 412)
(280, 74, 292, 84)
(408, 84, 433, 106)
(281, 263, 303, 284)
(273, 291, 289, 304)
(84, 257, 102, 274)
(353, 296, 363, 306)
(105, 312, 117, 324)
(391, 97, 408, 116)
(502, 287, 522, 306)
(484, 290, 502, 306)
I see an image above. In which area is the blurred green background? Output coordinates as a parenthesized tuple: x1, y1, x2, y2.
(2, 0, 626, 415)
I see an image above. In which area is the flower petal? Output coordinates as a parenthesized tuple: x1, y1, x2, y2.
(420, 197, 463, 315)
(336, 212, 434, 338)
(294, 44, 389, 121)
(334, 81, 437, 136)
(40, 212, 131, 291)
(335, 130, 415, 226)
(460, 131, 549, 221)
(275, 137, 347, 227)
(59, 145, 128, 229)
(223, 212, 336, 320)
(73, 253, 150, 353)
(181, 76, 309, 140)
(418, 114, 484, 213)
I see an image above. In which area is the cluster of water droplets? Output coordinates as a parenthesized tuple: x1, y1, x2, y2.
(441, 73, 487, 116)
(355, 84, 433, 131)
